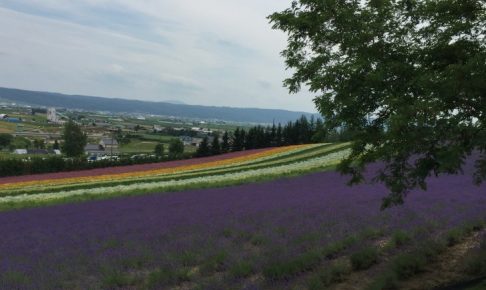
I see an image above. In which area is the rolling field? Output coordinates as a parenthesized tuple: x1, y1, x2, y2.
(0, 143, 485, 289)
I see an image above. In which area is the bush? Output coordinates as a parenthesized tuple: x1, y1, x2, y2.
(464, 235, 486, 276)
(464, 251, 486, 276)
(200, 251, 228, 274)
(102, 271, 136, 288)
(419, 240, 446, 263)
(446, 228, 465, 247)
(263, 250, 322, 280)
(350, 247, 379, 271)
(146, 268, 190, 289)
(307, 261, 351, 289)
(392, 253, 427, 280)
(229, 261, 254, 278)
(366, 271, 399, 290)
(390, 230, 411, 248)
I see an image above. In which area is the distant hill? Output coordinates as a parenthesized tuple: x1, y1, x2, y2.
(0, 87, 317, 123)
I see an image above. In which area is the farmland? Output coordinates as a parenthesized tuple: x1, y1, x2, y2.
(0, 143, 485, 289)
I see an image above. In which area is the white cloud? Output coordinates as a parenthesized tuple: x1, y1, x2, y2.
(0, 1, 316, 112)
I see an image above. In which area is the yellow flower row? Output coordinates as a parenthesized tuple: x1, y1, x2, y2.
(0, 145, 310, 190)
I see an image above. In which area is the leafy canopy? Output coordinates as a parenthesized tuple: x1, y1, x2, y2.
(270, 0, 486, 208)
(62, 120, 87, 157)
(168, 139, 184, 159)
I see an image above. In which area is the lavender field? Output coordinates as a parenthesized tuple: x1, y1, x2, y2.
(1, 163, 485, 289)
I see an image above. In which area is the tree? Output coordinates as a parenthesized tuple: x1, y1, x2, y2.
(0, 133, 13, 149)
(196, 137, 211, 157)
(154, 143, 165, 158)
(62, 120, 87, 157)
(232, 128, 245, 152)
(168, 139, 184, 159)
(211, 135, 221, 155)
(270, 1, 486, 208)
(53, 139, 60, 150)
(33, 139, 46, 149)
(221, 131, 230, 153)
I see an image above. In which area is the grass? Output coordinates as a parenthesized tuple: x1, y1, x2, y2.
(200, 250, 228, 274)
(391, 253, 427, 279)
(389, 230, 412, 248)
(146, 267, 191, 289)
(308, 261, 351, 289)
(120, 140, 159, 153)
(102, 271, 138, 288)
(229, 261, 254, 278)
(367, 223, 484, 289)
(350, 246, 379, 271)
(263, 250, 322, 280)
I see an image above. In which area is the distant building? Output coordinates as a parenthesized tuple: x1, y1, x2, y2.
(3, 117, 21, 123)
(47, 108, 59, 123)
(14, 149, 28, 155)
(84, 144, 105, 156)
(153, 125, 164, 133)
(180, 136, 193, 146)
(179, 136, 203, 147)
(100, 138, 119, 154)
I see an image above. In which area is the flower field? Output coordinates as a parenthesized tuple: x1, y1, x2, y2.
(1, 143, 485, 289)
(0, 143, 349, 210)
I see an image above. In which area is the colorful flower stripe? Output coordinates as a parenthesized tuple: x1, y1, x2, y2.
(0, 144, 336, 196)
(0, 149, 351, 205)
(0, 143, 338, 196)
(0, 147, 274, 185)
(0, 145, 310, 190)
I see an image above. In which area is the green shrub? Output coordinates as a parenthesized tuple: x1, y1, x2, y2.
(263, 250, 321, 280)
(390, 230, 411, 248)
(446, 228, 465, 246)
(464, 237, 486, 276)
(322, 241, 346, 259)
(464, 220, 485, 233)
(250, 234, 266, 246)
(366, 271, 399, 290)
(419, 240, 446, 263)
(464, 251, 486, 276)
(229, 261, 254, 278)
(200, 250, 228, 274)
(361, 228, 384, 240)
(392, 253, 426, 279)
(324, 261, 351, 284)
(178, 251, 199, 267)
(307, 275, 326, 290)
(102, 271, 136, 288)
(350, 247, 379, 271)
(307, 261, 351, 289)
(1, 271, 30, 286)
(146, 268, 190, 289)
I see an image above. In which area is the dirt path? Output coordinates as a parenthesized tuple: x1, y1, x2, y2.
(329, 232, 482, 290)
(399, 232, 482, 290)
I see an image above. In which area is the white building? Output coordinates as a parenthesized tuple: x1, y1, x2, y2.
(47, 108, 59, 123)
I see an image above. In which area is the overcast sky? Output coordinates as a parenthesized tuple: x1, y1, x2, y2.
(0, 1, 316, 112)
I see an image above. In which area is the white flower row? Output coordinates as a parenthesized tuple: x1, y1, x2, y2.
(0, 144, 331, 195)
(0, 149, 351, 205)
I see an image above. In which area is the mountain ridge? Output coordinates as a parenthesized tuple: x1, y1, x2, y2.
(0, 87, 318, 123)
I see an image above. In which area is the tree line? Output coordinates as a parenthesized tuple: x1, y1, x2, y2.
(195, 115, 343, 157)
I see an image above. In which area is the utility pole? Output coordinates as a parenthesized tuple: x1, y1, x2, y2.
(111, 130, 114, 159)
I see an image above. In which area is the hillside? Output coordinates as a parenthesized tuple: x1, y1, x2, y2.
(0, 143, 484, 289)
(0, 87, 317, 123)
